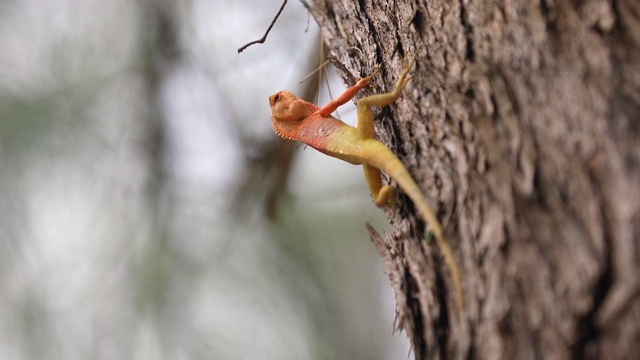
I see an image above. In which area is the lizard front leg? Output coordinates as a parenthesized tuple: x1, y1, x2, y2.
(318, 66, 381, 117)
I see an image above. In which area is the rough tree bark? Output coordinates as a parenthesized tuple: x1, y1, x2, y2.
(304, 1, 640, 359)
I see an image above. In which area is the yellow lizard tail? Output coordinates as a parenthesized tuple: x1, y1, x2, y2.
(364, 141, 464, 314)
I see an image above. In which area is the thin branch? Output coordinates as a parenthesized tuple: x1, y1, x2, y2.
(298, 58, 331, 84)
(237, 0, 288, 53)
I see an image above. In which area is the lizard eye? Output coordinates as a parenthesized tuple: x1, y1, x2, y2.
(273, 93, 281, 102)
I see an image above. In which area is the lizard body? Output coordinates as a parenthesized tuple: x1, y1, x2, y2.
(269, 53, 464, 314)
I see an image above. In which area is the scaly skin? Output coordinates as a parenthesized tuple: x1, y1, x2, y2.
(269, 53, 464, 314)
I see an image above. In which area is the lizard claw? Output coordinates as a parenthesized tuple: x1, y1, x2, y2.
(362, 65, 382, 84)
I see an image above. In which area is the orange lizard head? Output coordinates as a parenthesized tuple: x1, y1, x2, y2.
(269, 91, 318, 122)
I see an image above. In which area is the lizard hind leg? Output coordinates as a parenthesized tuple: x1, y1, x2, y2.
(374, 185, 397, 217)
(363, 164, 397, 216)
(356, 50, 420, 112)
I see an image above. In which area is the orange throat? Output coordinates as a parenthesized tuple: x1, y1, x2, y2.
(272, 115, 346, 152)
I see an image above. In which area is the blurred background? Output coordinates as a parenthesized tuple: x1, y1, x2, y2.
(0, 0, 409, 359)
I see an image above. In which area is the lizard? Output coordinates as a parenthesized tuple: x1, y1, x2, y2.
(268, 51, 464, 314)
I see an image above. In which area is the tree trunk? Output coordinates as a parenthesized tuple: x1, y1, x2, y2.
(304, 1, 640, 359)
